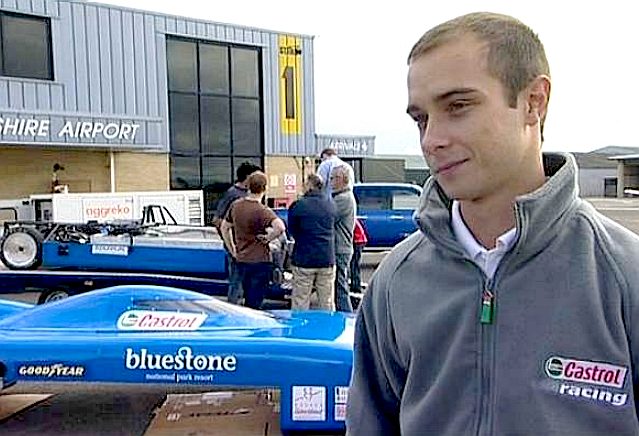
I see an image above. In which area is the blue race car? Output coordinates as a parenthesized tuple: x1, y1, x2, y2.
(0, 285, 354, 433)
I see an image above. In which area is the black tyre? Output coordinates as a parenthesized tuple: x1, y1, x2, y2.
(0, 227, 43, 270)
(37, 288, 70, 305)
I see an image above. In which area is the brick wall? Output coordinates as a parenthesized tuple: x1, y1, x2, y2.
(265, 155, 316, 207)
(0, 147, 110, 199)
(113, 152, 169, 191)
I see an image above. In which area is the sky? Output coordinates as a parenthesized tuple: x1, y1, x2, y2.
(97, 0, 639, 156)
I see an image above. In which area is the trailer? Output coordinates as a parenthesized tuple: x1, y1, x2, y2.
(0, 189, 204, 239)
(0, 205, 293, 304)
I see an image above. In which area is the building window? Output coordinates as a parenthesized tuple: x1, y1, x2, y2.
(166, 37, 263, 221)
(0, 11, 53, 80)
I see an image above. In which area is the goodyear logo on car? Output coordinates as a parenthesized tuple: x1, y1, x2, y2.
(19, 363, 85, 378)
(117, 310, 207, 331)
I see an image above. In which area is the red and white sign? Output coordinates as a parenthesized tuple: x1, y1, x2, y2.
(117, 310, 207, 331)
(545, 356, 627, 388)
(284, 173, 297, 194)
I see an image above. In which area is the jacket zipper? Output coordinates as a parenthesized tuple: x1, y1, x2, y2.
(475, 204, 523, 435)
(477, 280, 496, 436)
(480, 288, 495, 324)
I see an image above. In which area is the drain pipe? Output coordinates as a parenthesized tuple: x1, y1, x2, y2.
(110, 151, 116, 192)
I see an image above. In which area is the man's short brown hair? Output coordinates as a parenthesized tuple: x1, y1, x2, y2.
(408, 12, 550, 111)
(305, 174, 323, 193)
(247, 171, 268, 194)
(320, 147, 337, 159)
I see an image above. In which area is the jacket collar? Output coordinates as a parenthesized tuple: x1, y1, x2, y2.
(416, 152, 580, 263)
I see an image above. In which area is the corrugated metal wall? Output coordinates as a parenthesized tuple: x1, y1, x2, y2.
(579, 168, 616, 197)
(0, 0, 316, 155)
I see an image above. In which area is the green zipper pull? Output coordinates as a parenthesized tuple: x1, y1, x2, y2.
(480, 289, 494, 324)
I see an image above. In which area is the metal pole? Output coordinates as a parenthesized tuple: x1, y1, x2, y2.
(110, 151, 116, 192)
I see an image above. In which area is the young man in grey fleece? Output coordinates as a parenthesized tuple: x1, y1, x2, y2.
(347, 12, 639, 435)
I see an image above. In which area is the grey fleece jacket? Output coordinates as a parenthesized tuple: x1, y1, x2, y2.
(347, 153, 639, 435)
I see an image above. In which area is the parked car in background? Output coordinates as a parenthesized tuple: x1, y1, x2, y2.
(353, 183, 422, 248)
(276, 183, 423, 249)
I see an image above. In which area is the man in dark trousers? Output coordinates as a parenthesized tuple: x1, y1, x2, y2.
(330, 165, 356, 312)
(288, 174, 337, 310)
(212, 162, 260, 304)
(220, 171, 286, 309)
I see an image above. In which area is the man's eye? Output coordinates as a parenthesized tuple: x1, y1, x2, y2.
(449, 101, 470, 113)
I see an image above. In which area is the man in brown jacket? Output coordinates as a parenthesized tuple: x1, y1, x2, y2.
(220, 171, 286, 309)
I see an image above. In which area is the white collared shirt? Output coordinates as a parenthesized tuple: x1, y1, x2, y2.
(451, 200, 517, 280)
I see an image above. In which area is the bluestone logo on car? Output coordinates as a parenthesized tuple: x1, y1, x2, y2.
(545, 356, 627, 388)
(125, 346, 237, 372)
(117, 310, 207, 331)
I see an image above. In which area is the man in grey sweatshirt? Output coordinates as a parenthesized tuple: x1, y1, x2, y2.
(347, 12, 639, 435)
(330, 165, 356, 312)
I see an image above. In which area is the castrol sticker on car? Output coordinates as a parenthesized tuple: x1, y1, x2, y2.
(545, 356, 627, 388)
(117, 310, 207, 331)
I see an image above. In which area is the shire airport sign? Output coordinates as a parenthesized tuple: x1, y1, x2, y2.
(0, 117, 140, 141)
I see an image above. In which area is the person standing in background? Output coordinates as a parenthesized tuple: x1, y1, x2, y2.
(350, 218, 368, 296)
(211, 162, 261, 305)
(288, 174, 337, 310)
(317, 148, 355, 198)
(221, 171, 286, 310)
(330, 165, 356, 312)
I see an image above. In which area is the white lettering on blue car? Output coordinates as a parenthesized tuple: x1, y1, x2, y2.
(125, 347, 237, 372)
(18, 363, 85, 378)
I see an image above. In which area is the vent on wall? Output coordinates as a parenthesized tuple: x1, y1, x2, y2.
(188, 197, 202, 226)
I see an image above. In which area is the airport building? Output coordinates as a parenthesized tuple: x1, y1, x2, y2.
(0, 0, 376, 219)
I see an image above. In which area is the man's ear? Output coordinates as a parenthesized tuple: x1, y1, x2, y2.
(524, 75, 551, 127)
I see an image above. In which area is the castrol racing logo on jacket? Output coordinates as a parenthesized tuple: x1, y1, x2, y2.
(545, 356, 627, 389)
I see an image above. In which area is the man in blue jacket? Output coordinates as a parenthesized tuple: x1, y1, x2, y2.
(347, 11, 639, 435)
(288, 174, 337, 310)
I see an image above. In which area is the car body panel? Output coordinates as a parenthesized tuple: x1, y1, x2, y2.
(0, 285, 353, 432)
(42, 240, 228, 276)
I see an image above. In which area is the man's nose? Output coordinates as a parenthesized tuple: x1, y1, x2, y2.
(421, 122, 450, 156)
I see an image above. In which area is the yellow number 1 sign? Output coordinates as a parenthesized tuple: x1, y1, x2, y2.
(279, 35, 303, 135)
